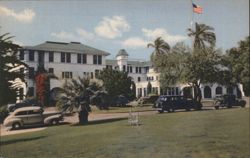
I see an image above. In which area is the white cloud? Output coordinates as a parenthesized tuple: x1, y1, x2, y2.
(95, 16, 130, 39)
(51, 31, 75, 41)
(0, 5, 35, 23)
(76, 28, 95, 40)
(122, 37, 148, 49)
(142, 28, 187, 44)
(51, 28, 95, 42)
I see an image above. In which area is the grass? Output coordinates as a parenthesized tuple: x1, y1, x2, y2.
(1, 108, 249, 158)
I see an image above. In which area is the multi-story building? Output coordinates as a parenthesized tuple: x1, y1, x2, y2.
(16, 41, 244, 102)
(18, 41, 109, 99)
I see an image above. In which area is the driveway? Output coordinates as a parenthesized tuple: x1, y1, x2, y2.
(0, 110, 157, 136)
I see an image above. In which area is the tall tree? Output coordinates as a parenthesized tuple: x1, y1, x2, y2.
(147, 37, 170, 70)
(187, 22, 216, 50)
(35, 65, 58, 106)
(0, 32, 27, 105)
(96, 69, 132, 99)
(224, 36, 250, 96)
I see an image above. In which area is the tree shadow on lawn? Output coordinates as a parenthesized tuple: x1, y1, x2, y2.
(1, 136, 47, 146)
(71, 118, 127, 126)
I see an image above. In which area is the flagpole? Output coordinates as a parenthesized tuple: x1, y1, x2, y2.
(190, 0, 194, 49)
(190, 0, 194, 29)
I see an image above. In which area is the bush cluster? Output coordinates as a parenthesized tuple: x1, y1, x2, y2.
(0, 105, 9, 123)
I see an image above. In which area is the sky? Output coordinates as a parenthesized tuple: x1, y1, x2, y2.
(0, 0, 249, 60)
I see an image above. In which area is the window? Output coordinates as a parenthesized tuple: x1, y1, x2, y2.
(61, 52, 65, 62)
(82, 54, 87, 64)
(49, 52, 54, 62)
(29, 67, 35, 79)
(93, 55, 97, 64)
(98, 55, 102, 65)
(95, 70, 100, 77)
(62, 72, 73, 79)
(106, 65, 112, 69)
(139, 67, 142, 73)
(130, 66, 133, 73)
(28, 110, 41, 115)
(91, 72, 94, 79)
(48, 68, 54, 73)
(29, 51, 34, 61)
(123, 65, 126, 72)
(28, 87, 34, 97)
(19, 88, 24, 100)
(19, 50, 24, 60)
(216, 86, 223, 95)
(66, 53, 71, 63)
(127, 66, 129, 72)
(78, 54, 87, 64)
(136, 67, 138, 73)
(77, 53, 81, 63)
(175, 87, 179, 95)
(38, 51, 44, 65)
(138, 77, 141, 82)
(16, 111, 27, 116)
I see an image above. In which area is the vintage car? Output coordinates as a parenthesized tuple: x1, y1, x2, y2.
(3, 106, 63, 130)
(153, 95, 202, 113)
(213, 94, 246, 109)
(138, 94, 159, 105)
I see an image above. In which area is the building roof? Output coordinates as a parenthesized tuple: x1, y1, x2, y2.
(116, 49, 129, 57)
(23, 41, 110, 56)
(106, 59, 152, 67)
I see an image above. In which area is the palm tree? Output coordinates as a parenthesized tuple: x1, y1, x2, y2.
(187, 22, 216, 50)
(147, 37, 170, 56)
(57, 77, 104, 124)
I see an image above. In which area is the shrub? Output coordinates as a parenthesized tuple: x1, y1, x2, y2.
(0, 105, 9, 123)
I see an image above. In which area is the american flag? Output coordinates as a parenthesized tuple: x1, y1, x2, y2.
(192, 3, 203, 14)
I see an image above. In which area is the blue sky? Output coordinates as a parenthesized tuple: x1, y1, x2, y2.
(0, 0, 249, 60)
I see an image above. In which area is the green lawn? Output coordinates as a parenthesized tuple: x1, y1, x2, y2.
(1, 108, 249, 158)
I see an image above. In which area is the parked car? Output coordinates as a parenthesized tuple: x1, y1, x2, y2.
(138, 94, 159, 105)
(113, 95, 129, 107)
(153, 95, 202, 113)
(7, 99, 42, 112)
(213, 94, 246, 109)
(3, 106, 63, 130)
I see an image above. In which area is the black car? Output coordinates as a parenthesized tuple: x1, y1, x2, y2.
(154, 95, 202, 113)
(113, 95, 129, 107)
(7, 99, 42, 112)
(214, 94, 246, 109)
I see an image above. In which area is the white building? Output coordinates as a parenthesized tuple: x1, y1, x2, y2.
(17, 41, 243, 102)
(18, 41, 109, 99)
(106, 49, 243, 99)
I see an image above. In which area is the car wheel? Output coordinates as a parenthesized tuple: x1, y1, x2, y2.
(12, 122, 21, 130)
(214, 106, 219, 110)
(158, 109, 164, 113)
(239, 100, 246, 108)
(214, 101, 220, 110)
(51, 119, 59, 126)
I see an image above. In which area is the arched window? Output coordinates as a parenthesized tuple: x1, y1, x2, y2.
(204, 86, 212, 98)
(215, 86, 222, 95)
